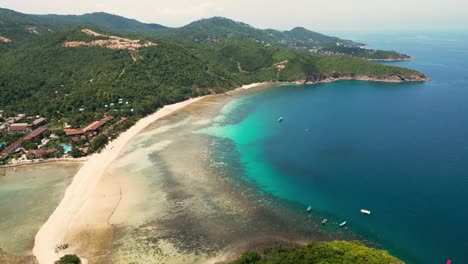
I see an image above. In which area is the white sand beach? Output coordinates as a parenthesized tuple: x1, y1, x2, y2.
(32, 97, 205, 264)
(32, 83, 269, 264)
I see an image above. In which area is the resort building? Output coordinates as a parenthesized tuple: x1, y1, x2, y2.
(64, 129, 85, 137)
(0, 139, 22, 159)
(64, 116, 114, 137)
(0, 123, 8, 132)
(84, 116, 114, 133)
(30, 117, 46, 129)
(9, 123, 30, 133)
(23, 126, 48, 141)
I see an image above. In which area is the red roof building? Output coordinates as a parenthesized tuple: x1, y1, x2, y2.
(64, 129, 84, 136)
(64, 116, 114, 137)
(84, 116, 114, 132)
(24, 126, 48, 141)
(9, 123, 30, 133)
(0, 139, 22, 159)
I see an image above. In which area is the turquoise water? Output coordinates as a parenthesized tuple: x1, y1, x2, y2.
(61, 144, 72, 153)
(200, 31, 468, 264)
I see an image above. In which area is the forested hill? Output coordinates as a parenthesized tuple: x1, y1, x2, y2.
(0, 26, 426, 122)
(0, 7, 410, 60)
(0, 7, 165, 41)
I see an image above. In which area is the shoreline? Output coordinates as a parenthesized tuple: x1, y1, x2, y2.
(32, 82, 267, 264)
(2, 76, 427, 169)
(1, 157, 88, 169)
(31, 77, 427, 263)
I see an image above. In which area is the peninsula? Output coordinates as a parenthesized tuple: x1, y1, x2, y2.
(0, 8, 428, 165)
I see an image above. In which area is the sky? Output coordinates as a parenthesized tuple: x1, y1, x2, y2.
(0, 0, 467, 31)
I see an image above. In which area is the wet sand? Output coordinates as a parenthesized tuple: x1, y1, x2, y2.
(33, 97, 205, 264)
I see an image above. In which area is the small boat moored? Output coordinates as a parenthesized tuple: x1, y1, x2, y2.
(339, 221, 347, 227)
(321, 218, 328, 224)
(360, 209, 371, 215)
(277, 117, 284, 122)
(306, 206, 312, 212)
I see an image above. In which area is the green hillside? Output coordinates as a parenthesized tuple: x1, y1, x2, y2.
(0, 7, 165, 41)
(0, 28, 426, 121)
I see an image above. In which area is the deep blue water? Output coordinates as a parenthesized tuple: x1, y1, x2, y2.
(201, 31, 468, 264)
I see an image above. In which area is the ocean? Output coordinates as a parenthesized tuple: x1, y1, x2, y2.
(200, 30, 468, 263)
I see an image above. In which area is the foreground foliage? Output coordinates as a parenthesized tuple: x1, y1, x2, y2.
(231, 241, 403, 264)
(55, 254, 81, 264)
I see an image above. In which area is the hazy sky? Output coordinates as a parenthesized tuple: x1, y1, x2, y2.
(0, 0, 467, 31)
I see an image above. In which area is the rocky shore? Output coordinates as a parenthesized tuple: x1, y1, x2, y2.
(298, 71, 429, 85)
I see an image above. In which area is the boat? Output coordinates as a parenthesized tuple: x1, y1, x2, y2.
(306, 206, 312, 212)
(339, 221, 347, 227)
(321, 218, 328, 224)
(277, 117, 284, 122)
(360, 209, 371, 215)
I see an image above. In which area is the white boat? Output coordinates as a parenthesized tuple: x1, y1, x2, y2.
(306, 206, 312, 212)
(321, 218, 328, 224)
(360, 209, 371, 215)
(277, 117, 284, 122)
(339, 221, 347, 227)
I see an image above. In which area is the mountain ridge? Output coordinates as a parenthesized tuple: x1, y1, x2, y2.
(0, 7, 409, 60)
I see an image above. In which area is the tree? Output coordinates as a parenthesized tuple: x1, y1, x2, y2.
(89, 135, 108, 153)
(69, 147, 84, 158)
(230, 241, 403, 264)
(43, 130, 51, 138)
(55, 254, 81, 264)
(21, 140, 37, 150)
(54, 130, 66, 137)
(231, 251, 261, 264)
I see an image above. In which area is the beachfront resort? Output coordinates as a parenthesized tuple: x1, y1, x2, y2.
(0, 111, 130, 164)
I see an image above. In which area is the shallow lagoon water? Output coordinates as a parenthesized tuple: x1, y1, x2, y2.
(69, 93, 357, 264)
(0, 163, 81, 256)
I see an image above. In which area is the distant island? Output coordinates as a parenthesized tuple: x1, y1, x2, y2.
(0, 8, 428, 165)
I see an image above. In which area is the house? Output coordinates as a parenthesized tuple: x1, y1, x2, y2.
(64, 129, 85, 137)
(64, 116, 114, 137)
(0, 123, 9, 132)
(30, 118, 46, 129)
(83, 116, 114, 133)
(24, 126, 48, 141)
(0, 139, 23, 159)
(9, 123, 30, 133)
(27, 149, 57, 159)
(115, 116, 127, 125)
